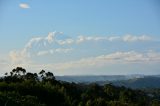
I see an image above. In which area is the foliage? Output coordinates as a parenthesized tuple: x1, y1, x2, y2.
(0, 67, 159, 106)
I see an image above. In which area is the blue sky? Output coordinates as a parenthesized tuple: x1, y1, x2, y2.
(0, 0, 160, 75)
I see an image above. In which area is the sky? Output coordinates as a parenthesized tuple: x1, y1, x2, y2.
(0, 0, 160, 75)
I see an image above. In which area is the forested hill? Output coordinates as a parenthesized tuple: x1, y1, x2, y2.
(112, 76, 160, 89)
(56, 75, 160, 89)
(0, 67, 160, 106)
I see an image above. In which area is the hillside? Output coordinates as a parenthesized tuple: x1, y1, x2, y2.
(112, 76, 160, 89)
(56, 75, 160, 89)
(56, 74, 145, 82)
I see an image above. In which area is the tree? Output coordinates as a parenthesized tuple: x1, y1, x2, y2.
(10, 72, 13, 77)
(11, 67, 26, 76)
(45, 72, 55, 80)
(39, 70, 45, 79)
(4, 72, 8, 76)
(25, 72, 38, 81)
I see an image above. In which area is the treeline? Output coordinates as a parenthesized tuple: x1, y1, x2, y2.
(0, 67, 159, 106)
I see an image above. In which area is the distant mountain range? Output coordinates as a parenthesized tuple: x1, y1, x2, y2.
(56, 75, 160, 89)
(112, 76, 160, 89)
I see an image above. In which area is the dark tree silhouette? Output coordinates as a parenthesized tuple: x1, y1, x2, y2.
(12, 67, 26, 76)
(39, 70, 45, 79)
(45, 72, 55, 80)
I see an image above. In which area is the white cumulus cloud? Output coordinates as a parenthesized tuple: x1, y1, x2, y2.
(9, 31, 67, 64)
(57, 39, 74, 45)
(123, 35, 151, 42)
(19, 3, 30, 9)
(41, 51, 160, 71)
(37, 48, 73, 56)
(9, 50, 30, 65)
(75, 35, 152, 44)
(8, 31, 155, 67)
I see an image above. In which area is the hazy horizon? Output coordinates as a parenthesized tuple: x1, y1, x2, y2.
(0, 0, 160, 75)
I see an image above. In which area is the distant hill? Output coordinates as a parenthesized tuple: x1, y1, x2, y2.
(112, 76, 160, 89)
(56, 75, 160, 89)
(55, 74, 144, 82)
(56, 75, 126, 83)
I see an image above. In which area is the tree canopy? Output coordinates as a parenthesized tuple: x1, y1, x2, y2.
(0, 67, 159, 106)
